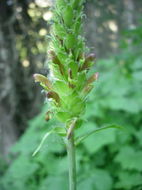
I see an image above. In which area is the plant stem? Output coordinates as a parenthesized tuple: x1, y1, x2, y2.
(67, 133, 76, 190)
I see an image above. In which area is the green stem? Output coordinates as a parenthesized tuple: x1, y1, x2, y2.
(67, 133, 76, 190)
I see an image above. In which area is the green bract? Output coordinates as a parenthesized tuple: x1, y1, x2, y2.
(34, 0, 97, 136)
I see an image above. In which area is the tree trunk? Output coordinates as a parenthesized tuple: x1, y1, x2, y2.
(0, 18, 18, 160)
(123, 0, 135, 30)
(0, 0, 43, 161)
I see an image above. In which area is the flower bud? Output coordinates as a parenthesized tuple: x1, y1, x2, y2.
(82, 72, 99, 95)
(33, 74, 52, 90)
(47, 91, 60, 105)
(49, 51, 61, 65)
(83, 85, 93, 94)
(45, 111, 52, 121)
(49, 50, 65, 76)
(85, 53, 96, 63)
(87, 72, 99, 84)
(79, 53, 96, 71)
(68, 68, 73, 79)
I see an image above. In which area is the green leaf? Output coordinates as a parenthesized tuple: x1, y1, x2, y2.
(56, 111, 71, 122)
(32, 131, 53, 156)
(76, 72, 86, 91)
(63, 5, 74, 26)
(75, 119, 83, 129)
(53, 80, 71, 96)
(78, 169, 112, 190)
(75, 124, 123, 146)
(53, 127, 66, 136)
(68, 60, 78, 78)
(11, 106, 52, 155)
(93, 169, 113, 190)
(135, 128, 142, 146)
(115, 171, 142, 189)
(104, 97, 140, 113)
(131, 57, 142, 70)
(65, 34, 77, 49)
(115, 146, 142, 171)
(1, 156, 39, 190)
(133, 70, 142, 82)
(54, 23, 66, 36)
(51, 63, 65, 80)
(39, 176, 68, 190)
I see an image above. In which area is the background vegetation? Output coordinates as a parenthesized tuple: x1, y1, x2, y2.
(0, 0, 142, 190)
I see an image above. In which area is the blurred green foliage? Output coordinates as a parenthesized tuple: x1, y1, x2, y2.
(1, 23, 142, 190)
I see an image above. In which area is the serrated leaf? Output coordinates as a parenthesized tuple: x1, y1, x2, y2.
(115, 146, 142, 171)
(78, 169, 112, 190)
(105, 97, 140, 113)
(39, 176, 68, 190)
(115, 171, 142, 189)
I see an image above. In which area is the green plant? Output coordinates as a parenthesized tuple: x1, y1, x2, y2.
(1, 46, 142, 190)
(1, 4, 142, 190)
(33, 0, 120, 189)
(33, 1, 96, 189)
